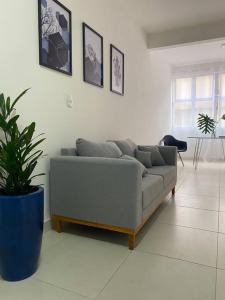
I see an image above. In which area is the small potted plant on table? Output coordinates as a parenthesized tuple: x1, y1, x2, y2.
(0, 89, 45, 281)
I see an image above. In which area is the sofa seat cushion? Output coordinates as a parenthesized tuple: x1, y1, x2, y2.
(142, 174, 163, 209)
(147, 166, 177, 187)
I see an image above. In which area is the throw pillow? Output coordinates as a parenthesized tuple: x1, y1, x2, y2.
(138, 145, 166, 166)
(135, 149, 152, 168)
(120, 155, 148, 176)
(113, 139, 137, 157)
(76, 138, 122, 158)
(61, 148, 77, 156)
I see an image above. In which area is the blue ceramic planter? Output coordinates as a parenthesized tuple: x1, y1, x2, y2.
(0, 187, 44, 281)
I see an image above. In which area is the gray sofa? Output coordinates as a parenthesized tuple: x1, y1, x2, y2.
(50, 140, 177, 249)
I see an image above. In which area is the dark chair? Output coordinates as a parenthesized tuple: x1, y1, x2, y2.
(162, 135, 187, 167)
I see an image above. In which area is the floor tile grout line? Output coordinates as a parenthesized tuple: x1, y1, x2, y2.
(33, 277, 94, 299)
(156, 220, 219, 234)
(175, 193, 220, 199)
(215, 234, 219, 300)
(94, 251, 132, 300)
(217, 266, 225, 271)
(135, 248, 217, 270)
(215, 167, 222, 300)
(177, 189, 220, 194)
(171, 203, 220, 212)
(149, 220, 219, 235)
(175, 192, 220, 199)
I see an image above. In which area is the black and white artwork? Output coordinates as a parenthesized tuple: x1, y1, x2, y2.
(38, 0, 72, 75)
(110, 45, 124, 95)
(83, 23, 103, 87)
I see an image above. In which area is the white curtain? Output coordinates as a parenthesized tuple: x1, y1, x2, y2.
(171, 61, 225, 161)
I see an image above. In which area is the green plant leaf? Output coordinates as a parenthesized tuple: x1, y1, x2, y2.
(6, 97, 11, 116)
(21, 138, 45, 160)
(0, 89, 45, 195)
(10, 89, 30, 113)
(197, 113, 216, 134)
(30, 173, 46, 180)
(6, 115, 20, 131)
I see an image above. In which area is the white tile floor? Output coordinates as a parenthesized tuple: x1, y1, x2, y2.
(1, 160, 225, 299)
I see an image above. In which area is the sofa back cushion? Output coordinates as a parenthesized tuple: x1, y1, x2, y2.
(113, 139, 137, 157)
(61, 148, 77, 156)
(138, 145, 166, 166)
(135, 149, 152, 168)
(120, 155, 148, 176)
(76, 138, 122, 158)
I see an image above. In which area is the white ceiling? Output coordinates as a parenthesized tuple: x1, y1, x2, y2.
(123, 0, 225, 34)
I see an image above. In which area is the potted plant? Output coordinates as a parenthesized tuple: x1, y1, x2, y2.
(0, 89, 45, 281)
(197, 113, 225, 137)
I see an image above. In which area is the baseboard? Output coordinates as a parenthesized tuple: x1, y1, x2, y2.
(44, 219, 52, 233)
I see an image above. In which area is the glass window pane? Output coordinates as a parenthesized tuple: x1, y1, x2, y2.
(175, 102, 192, 110)
(194, 100, 213, 123)
(196, 75, 213, 98)
(174, 102, 192, 127)
(219, 99, 225, 119)
(195, 100, 213, 111)
(176, 78, 192, 100)
(220, 100, 225, 127)
(220, 74, 225, 97)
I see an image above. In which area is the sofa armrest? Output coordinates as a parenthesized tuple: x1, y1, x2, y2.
(50, 156, 142, 230)
(138, 145, 177, 166)
(158, 146, 177, 166)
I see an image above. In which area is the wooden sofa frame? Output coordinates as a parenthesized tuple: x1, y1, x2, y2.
(52, 187, 175, 250)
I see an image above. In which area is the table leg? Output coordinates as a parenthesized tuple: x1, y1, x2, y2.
(193, 139, 198, 166)
(194, 139, 200, 170)
(221, 139, 225, 161)
(196, 138, 203, 170)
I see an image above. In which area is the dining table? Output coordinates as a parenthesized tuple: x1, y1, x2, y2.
(187, 136, 225, 170)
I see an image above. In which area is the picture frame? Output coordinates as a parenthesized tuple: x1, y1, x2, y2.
(110, 44, 124, 96)
(38, 0, 72, 76)
(83, 23, 104, 88)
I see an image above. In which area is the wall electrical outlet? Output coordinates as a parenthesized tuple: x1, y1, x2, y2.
(66, 95, 74, 108)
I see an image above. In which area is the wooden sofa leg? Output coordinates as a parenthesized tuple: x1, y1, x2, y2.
(172, 187, 175, 196)
(128, 233, 136, 250)
(54, 217, 63, 233)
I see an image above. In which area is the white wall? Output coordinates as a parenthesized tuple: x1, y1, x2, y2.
(0, 0, 155, 221)
(147, 54, 172, 143)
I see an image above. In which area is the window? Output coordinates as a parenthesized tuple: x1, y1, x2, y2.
(218, 74, 225, 120)
(172, 72, 225, 129)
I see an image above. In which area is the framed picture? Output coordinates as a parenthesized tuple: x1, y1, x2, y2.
(38, 0, 72, 75)
(83, 23, 103, 87)
(110, 44, 124, 95)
